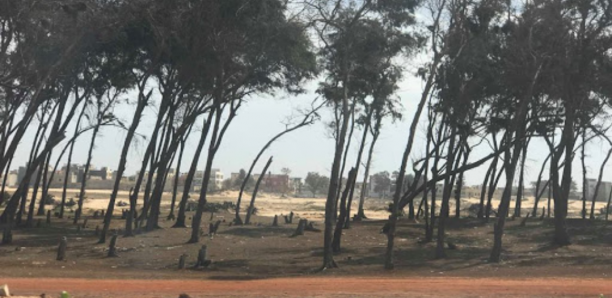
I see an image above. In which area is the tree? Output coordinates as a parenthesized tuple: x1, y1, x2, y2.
(372, 172, 392, 199)
(305, 172, 329, 197)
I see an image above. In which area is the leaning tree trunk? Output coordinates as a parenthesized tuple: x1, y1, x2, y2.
(168, 139, 186, 220)
(37, 150, 52, 216)
(357, 116, 381, 219)
(589, 147, 612, 220)
(74, 125, 100, 224)
(244, 156, 273, 225)
(234, 105, 319, 224)
(532, 154, 551, 217)
(99, 96, 147, 242)
(26, 155, 47, 227)
(174, 113, 213, 228)
(60, 102, 87, 219)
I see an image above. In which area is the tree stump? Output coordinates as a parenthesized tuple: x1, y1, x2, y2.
(2, 226, 12, 245)
(46, 210, 51, 224)
(101, 210, 105, 218)
(291, 219, 307, 237)
(283, 215, 290, 224)
(57, 236, 67, 261)
(82, 218, 88, 229)
(520, 212, 530, 227)
(305, 222, 321, 232)
(213, 220, 221, 234)
(208, 223, 215, 238)
(272, 215, 278, 227)
(178, 253, 188, 269)
(108, 234, 119, 257)
(194, 245, 211, 268)
(94, 225, 100, 236)
(209, 211, 214, 221)
(540, 207, 546, 220)
(76, 225, 81, 233)
(36, 219, 42, 228)
(93, 211, 100, 219)
(289, 211, 294, 223)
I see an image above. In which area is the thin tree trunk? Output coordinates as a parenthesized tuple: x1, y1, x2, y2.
(435, 127, 456, 259)
(168, 139, 186, 220)
(345, 116, 371, 228)
(174, 114, 212, 228)
(589, 147, 612, 220)
(244, 156, 273, 225)
(581, 130, 587, 219)
(60, 104, 86, 219)
(332, 167, 356, 253)
(514, 142, 528, 218)
(74, 125, 100, 224)
(100, 95, 148, 242)
(37, 151, 52, 216)
(532, 154, 551, 217)
(357, 116, 381, 219)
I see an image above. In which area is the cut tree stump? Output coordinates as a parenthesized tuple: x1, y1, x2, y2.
(289, 211, 294, 223)
(305, 222, 321, 232)
(520, 212, 531, 227)
(57, 236, 67, 261)
(178, 253, 188, 269)
(540, 207, 546, 220)
(46, 210, 51, 224)
(291, 219, 307, 237)
(2, 226, 12, 245)
(108, 234, 118, 257)
(194, 245, 211, 268)
(94, 225, 100, 236)
(283, 215, 290, 224)
(209, 211, 214, 221)
(272, 215, 278, 227)
(82, 218, 88, 229)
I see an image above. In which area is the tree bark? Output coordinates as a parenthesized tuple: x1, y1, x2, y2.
(332, 167, 356, 253)
(244, 156, 273, 225)
(74, 125, 100, 224)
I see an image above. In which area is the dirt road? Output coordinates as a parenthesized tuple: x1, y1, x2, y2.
(2, 277, 610, 297)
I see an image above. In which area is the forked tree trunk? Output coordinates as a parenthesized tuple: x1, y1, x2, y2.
(332, 168, 356, 253)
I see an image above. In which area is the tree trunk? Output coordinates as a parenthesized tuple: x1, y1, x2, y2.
(332, 168, 356, 253)
(581, 130, 587, 219)
(174, 114, 212, 228)
(532, 154, 551, 217)
(244, 156, 273, 225)
(357, 116, 381, 219)
(435, 127, 456, 259)
(26, 154, 47, 227)
(589, 147, 612, 220)
(514, 143, 528, 218)
(74, 125, 100, 224)
(57, 236, 67, 261)
(168, 139, 186, 220)
(37, 150, 52, 216)
(345, 117, 371, 228)
(100, 96, 147, 242)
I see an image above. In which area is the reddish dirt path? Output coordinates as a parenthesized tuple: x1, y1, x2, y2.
(2, 277, 612, 297)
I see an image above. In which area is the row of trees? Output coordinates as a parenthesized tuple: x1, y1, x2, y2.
(1, 0, 612, 271)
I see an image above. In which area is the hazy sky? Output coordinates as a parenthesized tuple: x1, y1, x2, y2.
(9, 60, 612, 190)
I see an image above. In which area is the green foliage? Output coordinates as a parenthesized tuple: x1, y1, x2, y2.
(305, 172, 330, 197)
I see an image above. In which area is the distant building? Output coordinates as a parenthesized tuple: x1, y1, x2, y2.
(585, 178, 612, 202)
(263, 173, 289, 193)
(290, 177, 302, 194)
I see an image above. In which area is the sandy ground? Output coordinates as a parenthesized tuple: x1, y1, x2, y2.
(9, 187, 609, 222)
(2, 276, 612, 297)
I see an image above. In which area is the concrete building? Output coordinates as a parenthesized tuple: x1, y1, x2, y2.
(585, 178, 612, 202)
